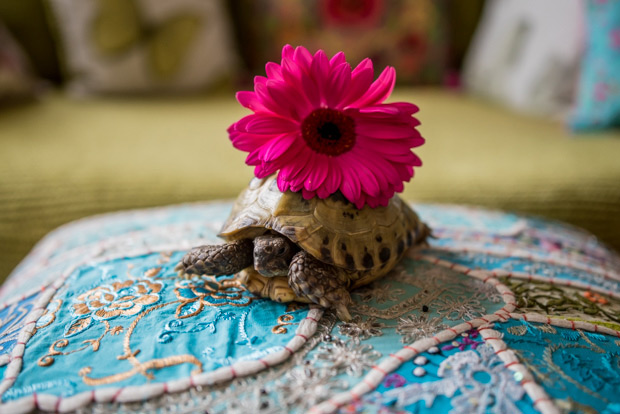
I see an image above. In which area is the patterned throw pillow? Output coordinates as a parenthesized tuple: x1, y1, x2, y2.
(46, 0, 237, 95)
(463, 0, 583, 117)
(0, 202, 619, 413)
(230, 0, 448, 85)
(570, 0, 620, 132)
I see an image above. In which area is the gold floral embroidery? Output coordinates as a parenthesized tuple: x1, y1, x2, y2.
(174, 276, 253, 319)
(272, 314, 296, 334)
(38, 321, 112, 367)
(73, 279, 163, 319)
(144, 267, 162, 278)
(271, 303, 306, 334)
(79, 301, 203, 385)
(157, 251, 172, 264)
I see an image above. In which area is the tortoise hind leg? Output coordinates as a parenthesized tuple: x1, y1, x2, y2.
(288, 251, 353, 321)
(176, 239, 253, 276)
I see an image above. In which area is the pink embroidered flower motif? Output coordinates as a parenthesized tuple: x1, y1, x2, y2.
(228, 45, 424, 209)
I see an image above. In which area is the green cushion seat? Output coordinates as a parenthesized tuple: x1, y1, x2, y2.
(0, 88, 619, 281)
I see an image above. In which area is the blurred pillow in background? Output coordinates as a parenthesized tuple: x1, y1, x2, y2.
(229, 0, 448, 86)
(570, 0, 620, 132)
(462, 0, 583, 118)
(0, 22, 40, 105)
(47, 0, 238, 95)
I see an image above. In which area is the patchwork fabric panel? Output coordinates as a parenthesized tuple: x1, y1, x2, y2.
(0, 202, 619, 413)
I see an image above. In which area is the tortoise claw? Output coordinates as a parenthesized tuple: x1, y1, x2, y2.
(335, 305, 352, 322)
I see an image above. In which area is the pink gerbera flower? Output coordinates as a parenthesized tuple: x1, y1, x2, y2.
(228, 45, 424, 209)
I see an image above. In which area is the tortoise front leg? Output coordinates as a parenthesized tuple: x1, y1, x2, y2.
(176, 239, 253, 276)
(239, 269, 311, 304)
(288, 251, 353, 321)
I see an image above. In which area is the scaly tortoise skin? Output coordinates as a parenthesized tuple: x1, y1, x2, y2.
(177, 175, 430, 320)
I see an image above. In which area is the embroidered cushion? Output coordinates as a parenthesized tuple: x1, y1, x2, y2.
(569, 0, 620, 132)
(46, 0, 237, 95)
(0, 202, 619, 413)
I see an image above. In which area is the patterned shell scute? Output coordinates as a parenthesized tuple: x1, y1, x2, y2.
(219, 176, 427, 278)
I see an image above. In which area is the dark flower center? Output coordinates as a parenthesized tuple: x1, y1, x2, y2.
(301, 108, 355, 156)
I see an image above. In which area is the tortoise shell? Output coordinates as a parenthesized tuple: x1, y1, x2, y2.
(219, 176, 430, 287)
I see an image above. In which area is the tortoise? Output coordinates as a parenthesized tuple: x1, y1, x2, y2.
(176, 175, 431, 320)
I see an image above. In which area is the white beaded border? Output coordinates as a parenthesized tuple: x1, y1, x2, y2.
(414, 254, 519, 315)
(428, 243, 620, 284)
(414, 251, 620, 301)
(0, 287, 53, 370)
(508, 312, 620, 339)
(0, 307, 322, 413)
(0, 245, 323, 413)
(309, 311, 620, 414)
(309, 252, 521, 414)
(476, 325, 559, 414)
(0, 283, 53, 315)
(309, 313, 509, 414)
(429, 216, 619, 265)
(0, 200, 233, 301)
(431, 226, 619, 261)
(309, 253, 620, 414)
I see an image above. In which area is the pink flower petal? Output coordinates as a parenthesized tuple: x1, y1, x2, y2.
(230, 131, 273, 152)
(260, 133, 298, 162)
(358, 105, 400, 115)
(311, 50, 330, 105)
(337, 150, 381, 196)
(265, 62, 283, 80)
(352, 146, 404, 187)
(354, 119, 418, 139)
(278, 146, 313, 181)
(329, 51, 347, 69)
(281, 44, 295, 61)
(265, 79, 311, 121)
(236, 91, 269, 113)
(341, 59, 374, 108)
(246, 114, 299, 134)
(245, 147, 263, 166)
(254, 162, 278, 178)
(281, 58, 303, 84)
(381, 151, 422, 165)
(339, 167, 361, 203)
(254, 81, 289, 117)
(350, 66, 395, 108)
(317, 160, 341, 198)
(304, 155, 329, 191)
(302, 188, 316, 200)
(293, 46, 313, 71)
(326, 63, 352, 109)
(229, 46, 424, 209)
(276, 173, 292, 192)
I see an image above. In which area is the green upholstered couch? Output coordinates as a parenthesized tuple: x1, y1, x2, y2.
(1, 88, 619, 282)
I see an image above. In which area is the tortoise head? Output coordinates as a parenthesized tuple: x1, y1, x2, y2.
(253, 234, 298, 277)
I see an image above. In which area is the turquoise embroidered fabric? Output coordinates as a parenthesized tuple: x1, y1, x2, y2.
(0, 202, 618, 413)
